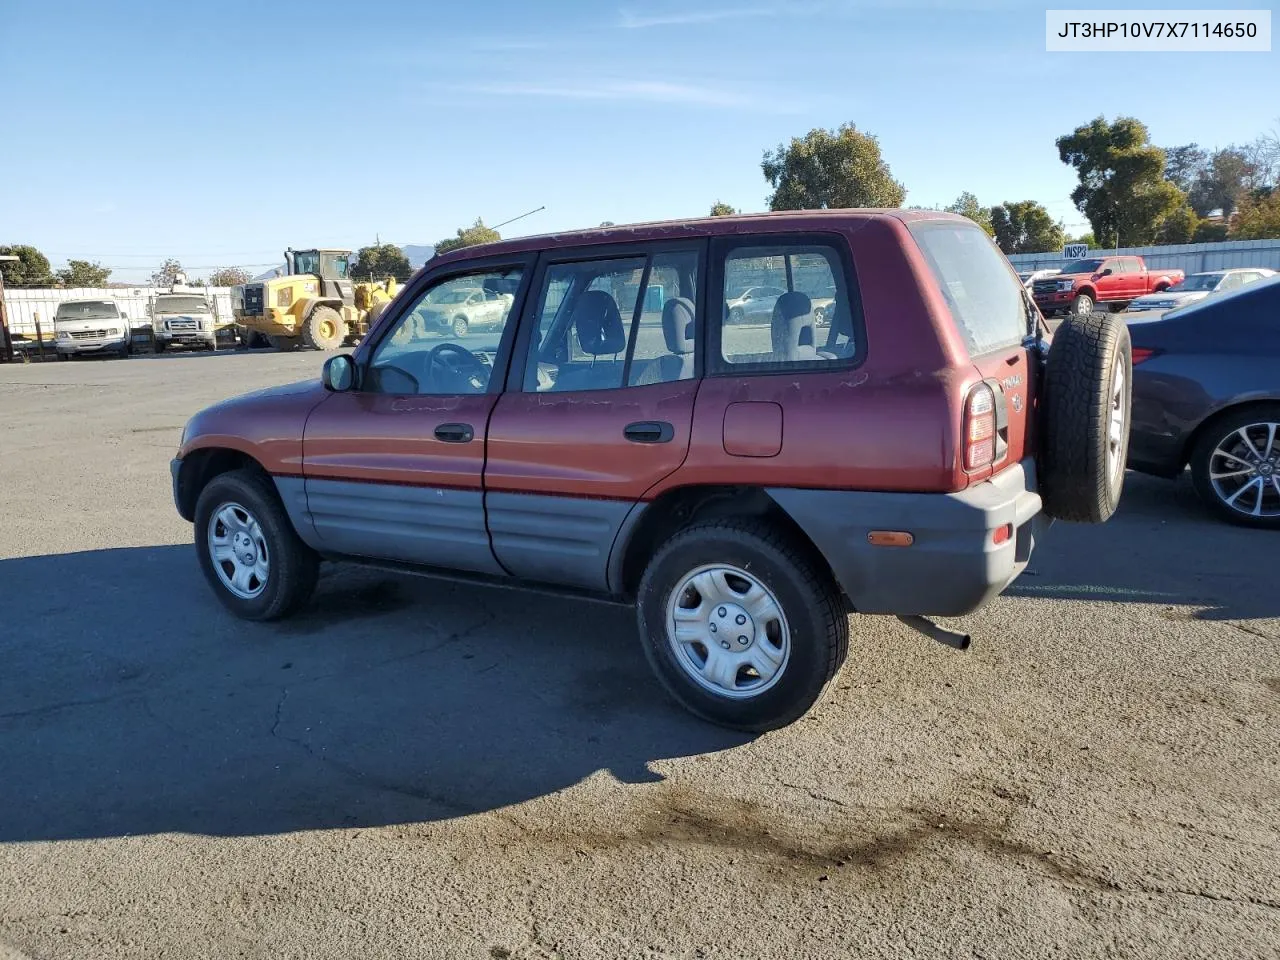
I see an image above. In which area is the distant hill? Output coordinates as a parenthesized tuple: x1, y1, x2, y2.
(401, 244, 435, 268)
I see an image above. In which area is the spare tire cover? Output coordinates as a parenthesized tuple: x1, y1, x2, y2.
(1038, 311, 1132, 523)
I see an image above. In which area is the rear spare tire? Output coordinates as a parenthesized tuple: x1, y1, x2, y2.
(302, 306, 347, 351)
(1039, 311, 1132, 523)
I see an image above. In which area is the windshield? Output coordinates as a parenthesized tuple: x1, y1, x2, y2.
(1168, 274, 1222, 293)
(55, 301, 118, 321)
(1061, 259, 1105, 275)
(434, 291, 471, 304)
(153, 296, 209, 314)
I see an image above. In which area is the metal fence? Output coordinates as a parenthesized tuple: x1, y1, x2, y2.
(1006, 238, 1280, 276)
(1, 286, 236, 340)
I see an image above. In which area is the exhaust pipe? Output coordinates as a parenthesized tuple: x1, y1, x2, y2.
(898, 615, 971, 651)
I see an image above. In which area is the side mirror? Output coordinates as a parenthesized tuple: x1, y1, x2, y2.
(1099, 268, 1113, 277)
(322, 354, 355, 392)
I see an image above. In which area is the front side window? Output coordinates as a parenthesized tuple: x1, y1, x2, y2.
(320, 252, 350, 279)
(365, 268, 522, 395)
(717, 240, 858, 369)
(524, 249, 700, 393)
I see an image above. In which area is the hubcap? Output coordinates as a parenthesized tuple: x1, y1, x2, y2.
(1107, 358, 1126, 484)
(665, 564, 790, 699)
(208, 502, 270, 599)
(320, 319, 336, 339)
(1209, 422, 1280, 519)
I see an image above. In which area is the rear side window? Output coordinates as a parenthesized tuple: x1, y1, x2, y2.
(714, 238, 861, 372)
(909, 221, 1027, 356)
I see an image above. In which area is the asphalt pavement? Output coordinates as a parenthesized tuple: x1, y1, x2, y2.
(1, 350, 1277, 959)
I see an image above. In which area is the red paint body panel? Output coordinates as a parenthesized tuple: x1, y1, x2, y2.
(178, 379, 326, 474)
(485, 380, 698, 499)
(302, 392, 496, 489)
(722, 402, 782, 457)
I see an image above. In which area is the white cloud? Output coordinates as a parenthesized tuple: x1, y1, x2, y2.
(460, 78, 798, 111)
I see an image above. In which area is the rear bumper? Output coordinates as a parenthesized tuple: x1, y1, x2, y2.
(767, 458, 1047, 617)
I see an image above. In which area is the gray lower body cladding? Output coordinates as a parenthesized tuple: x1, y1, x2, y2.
(767, 458, 1045, 617)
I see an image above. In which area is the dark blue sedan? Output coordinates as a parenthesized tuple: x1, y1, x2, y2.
(1125, 274, 1280, 527)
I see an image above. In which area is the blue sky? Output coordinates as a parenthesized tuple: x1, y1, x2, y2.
(1, 0, 1276, 282)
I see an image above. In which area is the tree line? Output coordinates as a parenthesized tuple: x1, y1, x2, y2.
(706, 117, 1280, 253)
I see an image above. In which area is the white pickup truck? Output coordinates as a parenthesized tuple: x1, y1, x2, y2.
(150, 291, 221, 352)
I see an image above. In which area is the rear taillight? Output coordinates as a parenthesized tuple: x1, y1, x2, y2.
(964, 382, 996, 470)
(1131, 347, 1157, 365)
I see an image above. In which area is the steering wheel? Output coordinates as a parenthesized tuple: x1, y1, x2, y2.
(426, 342, 490, 392)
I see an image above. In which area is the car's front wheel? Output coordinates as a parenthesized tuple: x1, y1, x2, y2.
(193, 469, 318, 620)
(636, 520, 848, 731)
(1190, 404, 1280, 528)
(1072, 293, 1095, 315)
(452, 316, 470, 338)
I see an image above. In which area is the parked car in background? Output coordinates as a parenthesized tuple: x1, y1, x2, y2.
(1125, 268, 1276, 315)
(54, 299, 132, 359)
(1127, 274, 1280, 528)
(1033, 256, 1184, 316)
(725, 285, 786, 324)
(172, 210, 1129, 731)
(151, 291, 221, 352)
(407, 286, 513, 338)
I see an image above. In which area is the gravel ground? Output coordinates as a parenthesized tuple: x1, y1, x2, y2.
(1, 351, 1277, 960)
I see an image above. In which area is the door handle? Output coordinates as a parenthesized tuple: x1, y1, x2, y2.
(434, 422, 474, 443)
(624, 421, 674, 444)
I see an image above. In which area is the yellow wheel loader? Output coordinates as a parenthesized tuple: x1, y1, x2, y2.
(232, 248, 403, 352)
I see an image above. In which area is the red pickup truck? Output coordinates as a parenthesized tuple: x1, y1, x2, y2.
(1033, 256, 1184, 316)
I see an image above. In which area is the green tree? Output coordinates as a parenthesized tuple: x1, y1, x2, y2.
(434, 219, 502, 256)
(350, 243, 413, 281)
(208, 267, 252, 287)
(1057, 116, 1185, 247)
(0, 244, 54, 286)
(762, 122, 905, 211)
(150, 258, 186, 287)
(1163, 144, 1207, 193)
(709, 201, 737, 217)
(944, 192, 993, 236)
(55, 259, 111, 286)
(1188, 147, 1254, 217)
(1230, 190, 1280, 239)
(989, 201, 1065, 254)
(1154, 202, 1199, 244)
(1192, 220, 1230, 242)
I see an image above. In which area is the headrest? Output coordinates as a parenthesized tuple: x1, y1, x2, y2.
(571, 290, 626, 355)
(771, 291, 815, 358)
(661, 297, 696, 355)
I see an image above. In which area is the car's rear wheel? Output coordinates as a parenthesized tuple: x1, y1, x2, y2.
(1072, 293, 1094, 315)
(636, 520, 848, 731)
(193, 469, 318, 620)
(1039, 310, 1132, 523)
(1189, 405, 1280, 529)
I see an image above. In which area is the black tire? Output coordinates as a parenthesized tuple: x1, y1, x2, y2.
(1189, 404, 1280, 529)
(269, 335, 302, 352)
(154, 339, 166, 354)
(728, 307, 744, 325)
(1071, 293, 1094, 315)
(636, 520, 848, 732)
(452, 316, 469, 338)
(193, 469, 318, 621)
(302, 306, 347, 351)
(1039, 310, 1132, 523)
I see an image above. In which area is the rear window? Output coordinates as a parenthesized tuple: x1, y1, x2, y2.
(908, 221, 1027, 356)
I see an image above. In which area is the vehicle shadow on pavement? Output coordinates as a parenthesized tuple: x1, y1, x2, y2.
(0, 546, 749, 843)
(1008, 471, 1279, 622)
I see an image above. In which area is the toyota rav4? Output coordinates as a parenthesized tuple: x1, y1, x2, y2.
(172, 211, 1131, 730)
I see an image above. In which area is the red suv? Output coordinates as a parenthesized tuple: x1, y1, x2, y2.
(172, 211, 1131, 730)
